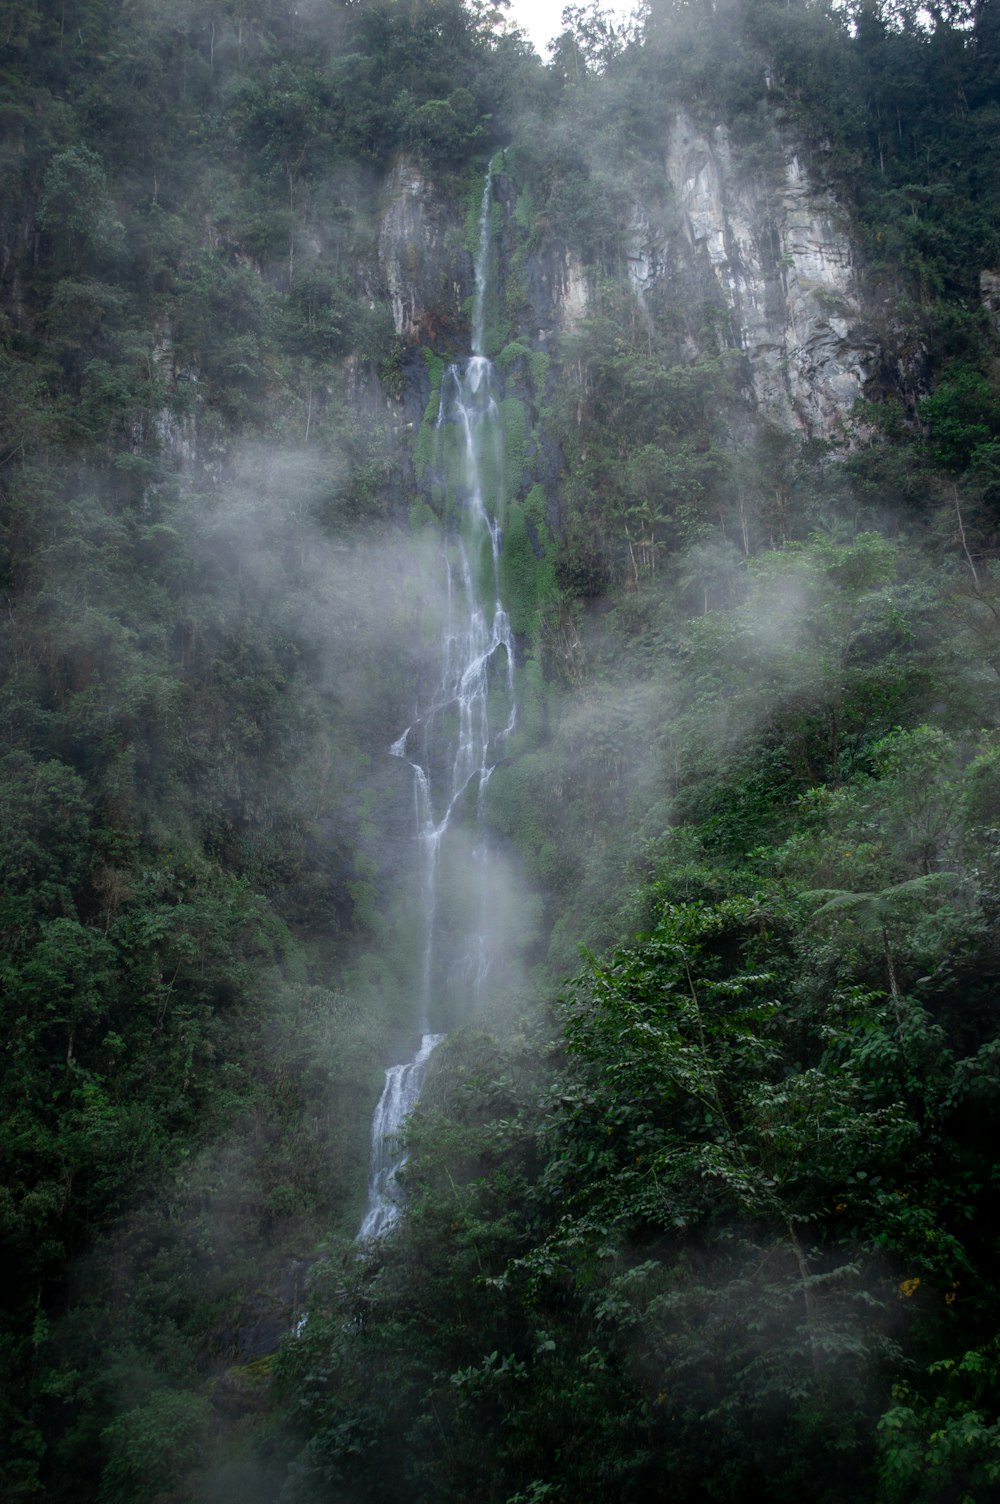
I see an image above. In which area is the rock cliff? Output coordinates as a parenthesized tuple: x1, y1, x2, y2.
(376, 115, 872, 442)
(657, 110, 870, 436)
(377, 159, 470, 348)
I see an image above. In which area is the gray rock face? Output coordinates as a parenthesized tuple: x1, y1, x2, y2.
(542, 112, 872, 439)
(521, 240, 592, 343)
(377, 159, 470, 347)
(659, 111, 869, 436)
(614, 112, 869, 437)
(374, 126, 870, 440)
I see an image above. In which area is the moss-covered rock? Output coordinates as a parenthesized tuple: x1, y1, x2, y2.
(499, 484, 559, 641)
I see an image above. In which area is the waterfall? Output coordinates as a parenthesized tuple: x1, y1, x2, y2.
(356, 1032, 445, 1241)
(357, 165, 515, 1241)
(471, 166, 492, 357)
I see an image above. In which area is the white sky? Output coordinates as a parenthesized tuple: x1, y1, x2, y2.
(504, 0, 573, 56)
(504, 1, 636, 58)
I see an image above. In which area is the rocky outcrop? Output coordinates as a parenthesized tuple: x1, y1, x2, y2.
(377, 161, 598, 359)
(530, 249, 591, 340)
(658, 111, 870, 436)
(374, 126, 870, 440)
(543, 111, 872, 439)
(377, 160, 470, 347)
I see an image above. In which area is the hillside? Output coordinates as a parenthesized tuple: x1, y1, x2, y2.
(2, 1, 1000, 1499)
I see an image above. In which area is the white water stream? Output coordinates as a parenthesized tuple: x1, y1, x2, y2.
(357, 168, 516, 1241)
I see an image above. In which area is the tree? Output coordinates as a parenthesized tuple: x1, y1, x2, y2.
(808, 873, 958, 1029)
(36, 146, 123, 271)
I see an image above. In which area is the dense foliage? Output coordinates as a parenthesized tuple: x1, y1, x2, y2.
(274, 536, 1000, 1502)
(2, 0, 1000, 1499)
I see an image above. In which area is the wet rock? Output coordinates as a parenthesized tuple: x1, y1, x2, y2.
(377, 158, 471, 348)
(538, 109, 873, 439)
(654, 110, 870, 436)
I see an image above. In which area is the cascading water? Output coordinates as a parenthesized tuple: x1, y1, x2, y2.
(357, 168, 515, 1241)
(356, 1031, 444, 1241)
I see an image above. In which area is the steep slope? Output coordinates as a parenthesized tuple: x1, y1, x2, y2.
(2, 1, 1000, 1500)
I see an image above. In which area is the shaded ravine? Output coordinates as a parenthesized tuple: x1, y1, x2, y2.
(357, 169, 515, 1241)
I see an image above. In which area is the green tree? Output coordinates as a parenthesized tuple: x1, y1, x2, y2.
(37, 146, 123, 271)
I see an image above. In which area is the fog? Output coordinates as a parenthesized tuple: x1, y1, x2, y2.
(5, 0, 991, 1498)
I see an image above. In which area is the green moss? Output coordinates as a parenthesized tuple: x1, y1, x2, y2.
(529, 350, 550, 405)
(503, 263, 528, 333)
(522, 483, 550, 540)
(345, 879, 375, 929)
(229, 1356, 273, 1382)
(422, 346, 446, 384)
(408, 499, 439, 533)
(483, 755, 549, 873)
(497, 339, 532, 371)
(498, 483, 559, 642)
(415, 348, 446, 481)
(509, 652, 549, 754)
(443, 425, 467, 523)
(499, 503, 534, 635)
(421, 392, 469, 528)
(500, 396, 526, 501)
(465, 170, 486, 252)
(513, 184, 536, 241)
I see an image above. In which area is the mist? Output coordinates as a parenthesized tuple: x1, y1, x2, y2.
(3, 0, 999, 1500)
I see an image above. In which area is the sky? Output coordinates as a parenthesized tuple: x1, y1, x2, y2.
(504, 0, 572, 55)
(504, 0, 635, 58)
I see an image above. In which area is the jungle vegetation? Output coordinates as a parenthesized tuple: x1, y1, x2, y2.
(2, 0, 1000, 1499)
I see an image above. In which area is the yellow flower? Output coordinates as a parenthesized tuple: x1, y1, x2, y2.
(899, 1277, 921, 1298)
